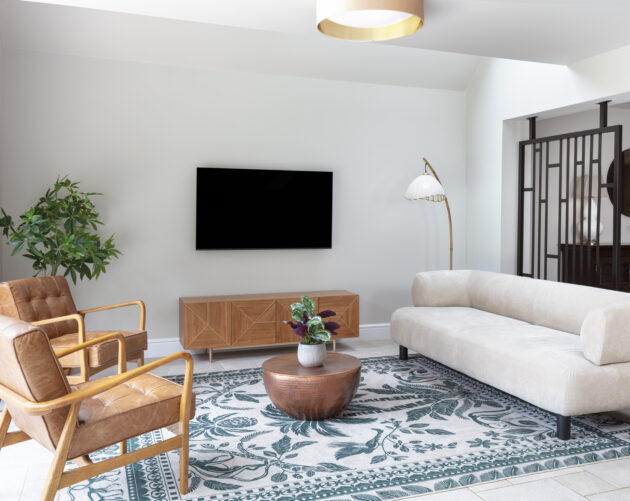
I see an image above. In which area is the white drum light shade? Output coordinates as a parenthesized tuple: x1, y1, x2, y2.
(317, 0, 424, 41)
(405, 172, 446, 202)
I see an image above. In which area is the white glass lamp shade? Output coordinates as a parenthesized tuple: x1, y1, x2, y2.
(405, 172, 446, 202)
(316, 0, 424, 41)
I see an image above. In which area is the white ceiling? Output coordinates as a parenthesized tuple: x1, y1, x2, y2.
(2, 0, 630, 92)
(17, 0, 630, 64)
(0, 0, 480, 91)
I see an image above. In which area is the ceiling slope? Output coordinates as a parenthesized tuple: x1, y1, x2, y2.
(0, 0, 480, 91)
(18, 0, 630, 64)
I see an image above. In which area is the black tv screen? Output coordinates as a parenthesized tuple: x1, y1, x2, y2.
(196, 168, 333, 250)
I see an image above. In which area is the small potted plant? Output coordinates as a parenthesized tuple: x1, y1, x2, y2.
(285, 295, 339, 367)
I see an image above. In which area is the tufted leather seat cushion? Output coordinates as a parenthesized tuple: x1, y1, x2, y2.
(51, 330, 148, 368)
(68, 374, 196, 459)
(0, 277, 78, 338)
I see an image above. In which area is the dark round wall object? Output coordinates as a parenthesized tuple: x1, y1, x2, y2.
(607, 149, 630, 217)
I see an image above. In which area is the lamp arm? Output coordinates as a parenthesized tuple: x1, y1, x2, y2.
(422, 157, 442, 184)
(422, 157, 453, 270)
(444, 197, 453, 271)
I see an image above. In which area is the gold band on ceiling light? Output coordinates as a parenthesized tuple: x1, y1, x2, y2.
(316, 0, 424, 42)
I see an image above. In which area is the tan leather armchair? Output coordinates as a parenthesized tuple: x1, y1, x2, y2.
(0, 275, 147, 383)
(0, 314, 194, 501)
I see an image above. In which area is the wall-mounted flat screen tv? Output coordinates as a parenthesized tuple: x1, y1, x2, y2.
(196, 167, 333, 250)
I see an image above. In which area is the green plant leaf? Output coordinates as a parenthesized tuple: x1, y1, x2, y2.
(290, 303, 307, 322)
(301, 295, 315, 315)
(306, 316, 324, 332)
(311, 330, 331, 342)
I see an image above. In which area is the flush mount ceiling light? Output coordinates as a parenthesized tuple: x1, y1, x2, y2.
(317, 0, 424, 42)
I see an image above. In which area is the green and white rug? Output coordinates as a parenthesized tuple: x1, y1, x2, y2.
(60, 355, 630, 501)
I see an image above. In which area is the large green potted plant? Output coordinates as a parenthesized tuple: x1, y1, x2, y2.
(284, 295, 339, 367)
(0, 176, 121, 283)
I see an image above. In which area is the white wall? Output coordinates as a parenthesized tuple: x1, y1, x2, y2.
(466, 46, 630, 273)
(0, 50, 467, 340)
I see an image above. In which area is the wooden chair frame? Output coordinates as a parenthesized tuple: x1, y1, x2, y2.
(33, 300, 146, 384)
(0, 332, 193, 501)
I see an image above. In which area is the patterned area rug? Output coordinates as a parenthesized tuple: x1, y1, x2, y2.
(59, 355, 630, 501)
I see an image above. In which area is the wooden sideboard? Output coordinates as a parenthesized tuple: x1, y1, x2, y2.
(559, 244, 630, 292)
(179, 290, 359, 361)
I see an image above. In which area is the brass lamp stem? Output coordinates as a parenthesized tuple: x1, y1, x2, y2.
(422, 157, 453, 270)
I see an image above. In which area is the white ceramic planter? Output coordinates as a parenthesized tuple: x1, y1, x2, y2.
(297, 342, 327, 367)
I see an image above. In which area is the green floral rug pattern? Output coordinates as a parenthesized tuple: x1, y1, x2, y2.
(60, 355, 630, 501)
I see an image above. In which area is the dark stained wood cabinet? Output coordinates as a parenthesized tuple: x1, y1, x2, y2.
(180, 290, 359, 360)
(559, 244, 630, 292)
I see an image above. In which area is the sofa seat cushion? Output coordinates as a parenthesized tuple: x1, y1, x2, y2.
(69, 373, 195, 458)
(391, 306, 531, 351)
(391, 306, 630, 416)
(51, 330, 147, 368)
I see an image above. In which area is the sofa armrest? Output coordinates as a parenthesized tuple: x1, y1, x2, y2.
(412, 270, 471, 307)
(581, 302, 630, 365)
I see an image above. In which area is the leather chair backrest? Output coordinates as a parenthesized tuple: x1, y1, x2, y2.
(0, 276, 78, 339)
(0, 314, 72, 451)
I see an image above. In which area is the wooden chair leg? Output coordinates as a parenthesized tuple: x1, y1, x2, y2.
(120, 440, 127, 455)
(136, 353, 144, 367)
(179, 423, 189, 494)
(0, 406, 11, 450)
(40, 403, 79, 501)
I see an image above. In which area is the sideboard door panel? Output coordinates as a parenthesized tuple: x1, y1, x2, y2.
(318, 295, 359, 339)
(182, 301, 231, 349)
(231, 300, 276, 346)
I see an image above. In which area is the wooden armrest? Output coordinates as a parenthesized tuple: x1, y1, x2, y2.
(32, 313, 84, 329)
(78, 300, 146, 331)
(32, 313, 88, 380)
(0, 352, 193, 416)
(55, 332, 127, 375)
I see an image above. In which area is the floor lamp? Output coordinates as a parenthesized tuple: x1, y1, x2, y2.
(404, 157, 453, 270)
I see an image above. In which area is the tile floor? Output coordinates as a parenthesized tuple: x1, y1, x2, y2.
(1, 336, 629, 500)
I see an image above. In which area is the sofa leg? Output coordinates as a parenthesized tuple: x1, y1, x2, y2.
(557, 415, 571, 440)
(399, 346, 408, 361)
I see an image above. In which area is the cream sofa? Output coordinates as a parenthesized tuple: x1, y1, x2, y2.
(390, 270, 630, 440)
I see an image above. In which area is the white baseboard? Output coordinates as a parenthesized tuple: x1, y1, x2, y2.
(145, 322, 391, 359)
(146, 337, 185, 359)
(358, 322, 391, 340)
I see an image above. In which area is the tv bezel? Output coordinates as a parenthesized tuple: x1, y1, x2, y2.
(195, 167, 333, 251)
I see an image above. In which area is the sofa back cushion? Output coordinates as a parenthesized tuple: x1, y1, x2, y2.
(0, 276, 78, 339)
(411, 270, 471, 308)
(412, 270, 630, 335)
(468, 270, 630, 335)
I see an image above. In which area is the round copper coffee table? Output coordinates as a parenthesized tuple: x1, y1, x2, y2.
(262, 353, 361, 420)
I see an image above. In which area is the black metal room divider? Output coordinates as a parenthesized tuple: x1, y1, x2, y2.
(517, 101, 624, 290)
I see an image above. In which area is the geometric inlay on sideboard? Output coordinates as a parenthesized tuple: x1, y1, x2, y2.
(317, 294, 359, 339)
(231, 300, 276, 346)
(183, 301, 230, 349)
